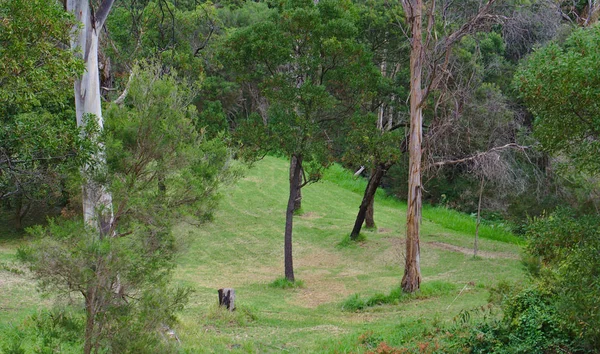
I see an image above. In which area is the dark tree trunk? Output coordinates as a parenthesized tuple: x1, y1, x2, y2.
(285, 155, 302, 281)
(350, 163, 389, 240)
(13, 193, 30, 230)
(365, 199, 375, 228)
(290, 156, 302, 211)
(365, 166, 378, 229)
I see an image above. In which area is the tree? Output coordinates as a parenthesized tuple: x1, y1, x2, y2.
(345, 0, 409, 239)
(343, 113, 405, 240)
(21, 63, 235, 353)
(515, 25, 600, 177)
(398, 0, 501, 292)
(224, 0, 379, 281)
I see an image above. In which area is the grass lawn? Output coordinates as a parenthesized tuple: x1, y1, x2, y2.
(0, 156, 525, 353)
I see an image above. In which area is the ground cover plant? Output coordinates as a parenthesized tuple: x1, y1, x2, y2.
(0, 156, 525, 353)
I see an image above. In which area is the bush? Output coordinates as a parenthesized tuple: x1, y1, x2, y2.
(1, 308, 83, 354)
(342, 281, 457, 311)
(526, 209, 600, 350)
(467, 288, 573, 354)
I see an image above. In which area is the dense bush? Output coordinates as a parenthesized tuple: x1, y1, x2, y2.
(458, 208, 600, 353)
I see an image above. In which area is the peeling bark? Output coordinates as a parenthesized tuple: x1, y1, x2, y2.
(67, 0, 115, 238)
(401, 0, 424, 293)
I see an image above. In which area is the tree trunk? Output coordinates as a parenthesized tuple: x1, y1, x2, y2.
(67, 0, 115, 238)
(350, 163, 388, 240)
(83, 287, 97, 354)
(285, 155, 302, 281)
(290, 155, 302, 211)
(474, 176, 485, 257)
(365, 197, 375, 229)
(13, 193, 30, 230)
(401, 0, 424, 293)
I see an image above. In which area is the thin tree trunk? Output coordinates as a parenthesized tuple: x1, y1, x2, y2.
(401, 0, 424, 293)
(285, 155, 302, 281)
(290, 156, 302, 211)
(474, 176, 485, 257)
(350, 164, 388, 239)
(13, 193, 29, 230)
(84, 290, 96, 354)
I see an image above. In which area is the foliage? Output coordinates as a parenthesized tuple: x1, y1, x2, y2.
(0, 0, 82, 113)
(515, 25, 600, 175)
(457, 209, 600, 353)
(465, 288, 574, 353)
(1, 307, 83, 354)
(526, 208, 600, 350)
(0, 0, 86, 226)
(19, 62, 236, 353)
(223, 0, 380, 176)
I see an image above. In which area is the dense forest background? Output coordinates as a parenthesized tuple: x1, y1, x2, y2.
(1, 0, 600, 352)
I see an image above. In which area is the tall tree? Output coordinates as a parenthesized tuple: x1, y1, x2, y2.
(398, 0, 500, 292)
(224, 0, 379, 281)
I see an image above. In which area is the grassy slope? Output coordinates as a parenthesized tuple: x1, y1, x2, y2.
(0, 156, 524, 353)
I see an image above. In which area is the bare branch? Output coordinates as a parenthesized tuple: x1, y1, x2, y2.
(95, 0, 115, 29)
(114, 70, 134, 105)
(428, 143, 529, 168)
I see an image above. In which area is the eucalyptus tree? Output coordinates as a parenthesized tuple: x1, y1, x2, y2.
(223, 0, 379, 281)
(398, 0, 503, 292)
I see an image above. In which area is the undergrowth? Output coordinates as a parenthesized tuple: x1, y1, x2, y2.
(269, 277, 305, 289)
(342, 281, 457, 311)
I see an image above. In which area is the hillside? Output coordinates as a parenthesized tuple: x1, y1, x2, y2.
(0, 156, 524, 353)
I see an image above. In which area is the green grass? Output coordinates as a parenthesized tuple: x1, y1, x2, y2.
(0, 155, 526, 352)
(269, 277, 305, 289)
(323, 162, 523, 245)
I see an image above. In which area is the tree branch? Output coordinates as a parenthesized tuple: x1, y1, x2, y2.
(95, 0, 115, 29)
(429, 143, 529, 168)
(114, 70, 134, 105)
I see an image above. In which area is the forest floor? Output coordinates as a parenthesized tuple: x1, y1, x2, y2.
(0, 156, 525, 353)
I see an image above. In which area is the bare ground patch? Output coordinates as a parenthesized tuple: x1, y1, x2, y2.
(298, 212, 322, 220)
(290, 273, 350, 308)
(427, 241, 519, 259)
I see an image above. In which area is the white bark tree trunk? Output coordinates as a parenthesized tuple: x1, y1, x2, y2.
(67, 0, 115, 238)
